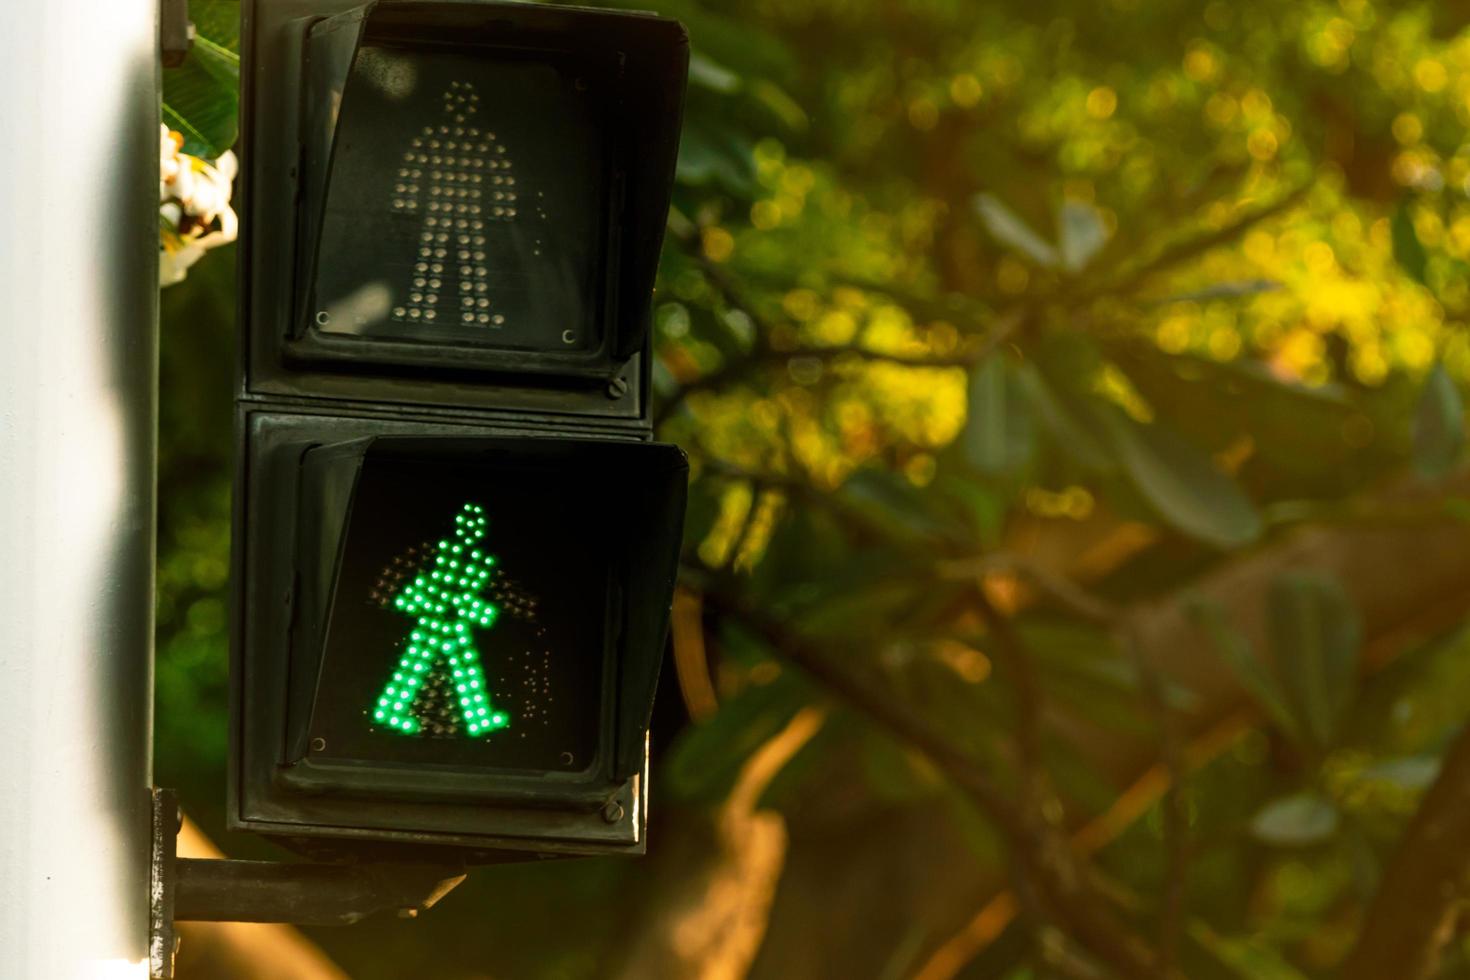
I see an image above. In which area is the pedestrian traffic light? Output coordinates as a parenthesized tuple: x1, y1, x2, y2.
(231, 0, 689, 859)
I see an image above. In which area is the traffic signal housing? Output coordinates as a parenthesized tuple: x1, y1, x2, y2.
(231, 0, 689, 858)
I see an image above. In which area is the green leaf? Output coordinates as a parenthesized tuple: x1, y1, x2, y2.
(1361, 755, 1441, 791)
(838, 468, 963, 545)
(961, 356, 1036, 477)
(677, 121, 757, 197)
(1012, 364, 1114, 473)
(664, 665, 810, 804)
(1392, 201, 1429, 285)
(688, 52, 742, 93)
(188, 0, 241, 52)
(1102, 341, 1355, 477)
(1413, 364, 1464, 479)
(748, 80, 809, 133)
(161, 5, 240, 158)
(974, 194, 1058, 268)
(1097, 409, 1262, 549)
(1057, 199, 1108, 273)
(1268, 572, 1361, 751)
(1250, 792, 1340, 846)
(1188, 922, 1312, 980)
(1154, 279, 1281, 303)
(1187, 596, 1302, 744)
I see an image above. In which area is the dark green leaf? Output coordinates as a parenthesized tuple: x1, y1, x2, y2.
(961, 355, 1036, 477)
(161, 3, 240, 158)
(1187, 596, 1302, 744)
(1413, 364, 1464, 479)
(748, 80, 809, 132)
(1268, 572, 1361, 751)
(1153, 279, 1281, 303)
(1096, 408, 1262, 548)
(1188, 922, 1313, 979)
(1392, 201, 1429, 285)
(1012, 364, 1114, 473)
(1102, 341, 1355, 477)
(677, 122, 757, 197)
(837, 468, 963, 545)
(163, 53, 239, 156)
(189, 0, 241, 52)
(664, 665, 810, 804)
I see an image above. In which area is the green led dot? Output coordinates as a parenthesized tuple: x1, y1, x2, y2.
(371, 503, 510, 739)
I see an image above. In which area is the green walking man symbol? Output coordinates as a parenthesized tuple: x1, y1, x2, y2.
(371, 502, 510, 737)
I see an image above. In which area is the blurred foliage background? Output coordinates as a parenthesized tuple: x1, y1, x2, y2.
(160, 0, 1470, 977)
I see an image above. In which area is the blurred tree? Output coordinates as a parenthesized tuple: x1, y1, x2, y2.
(158, 0, 1470, 977)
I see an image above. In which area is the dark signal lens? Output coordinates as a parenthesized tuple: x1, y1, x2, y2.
(309, 44, 606, 354)
(304, 451, 608, 774)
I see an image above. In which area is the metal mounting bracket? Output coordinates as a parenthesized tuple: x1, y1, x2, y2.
(149, 789, 467, 979)
(161, 0, 195, 68)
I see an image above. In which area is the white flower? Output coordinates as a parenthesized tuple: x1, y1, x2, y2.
(159, 125, 238, 287)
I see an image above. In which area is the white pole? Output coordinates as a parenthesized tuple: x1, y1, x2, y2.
(0, 0, 159, 975)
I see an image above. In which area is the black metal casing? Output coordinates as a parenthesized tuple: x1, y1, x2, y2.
(232, 0, 689, 859)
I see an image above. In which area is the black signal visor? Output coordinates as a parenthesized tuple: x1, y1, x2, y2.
(287, 0, 688, 379)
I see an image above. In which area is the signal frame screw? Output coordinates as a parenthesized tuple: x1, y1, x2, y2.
(600, 800, 625, 824)
(606, 376, 628, 399)
(310, 737, 327, 753)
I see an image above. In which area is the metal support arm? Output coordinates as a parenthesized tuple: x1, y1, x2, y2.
(175, 858, 466, 924)
(150, 790, 466, 978)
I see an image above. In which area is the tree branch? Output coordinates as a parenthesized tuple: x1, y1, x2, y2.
(694, 584, 1172, 980)
(1116, 622, 1190, 974)
(655, 212, 1024, 428)
(1342, 720, 1470, 980)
